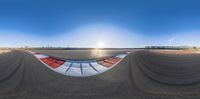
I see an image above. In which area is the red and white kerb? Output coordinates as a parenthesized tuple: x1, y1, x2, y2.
(29, 51, 130, 77)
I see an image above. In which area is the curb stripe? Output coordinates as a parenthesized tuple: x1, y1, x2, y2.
(80, 63, 83, 75)
(29, 51, 130, 77)
(65, 63, 73, 74)
(89, 63, 99, 72)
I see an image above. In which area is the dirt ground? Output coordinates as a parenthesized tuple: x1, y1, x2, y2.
(0, 49, 11, 54)
(150, 49, 200, 55)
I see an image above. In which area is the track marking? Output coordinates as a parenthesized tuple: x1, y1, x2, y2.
(65, 62, 73, 74)
(80, 63, 83, 75)
(89, 63, 99, 72)
(29, 51, 130, 77)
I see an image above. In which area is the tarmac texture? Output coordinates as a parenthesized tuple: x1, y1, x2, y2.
(31, 50, 125, 60)
(1, 50, 200, 99)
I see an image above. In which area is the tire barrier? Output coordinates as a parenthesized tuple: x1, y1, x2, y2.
(29, 51, 130, 77)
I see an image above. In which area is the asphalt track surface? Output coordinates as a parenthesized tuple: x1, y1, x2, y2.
(31, 50, 125, 60)
(1, 50, 200, 99)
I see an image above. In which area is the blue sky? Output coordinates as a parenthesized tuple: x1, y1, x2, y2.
(0, 0, 200, 48)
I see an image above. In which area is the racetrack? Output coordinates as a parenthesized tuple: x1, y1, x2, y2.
(31, 49, 126, 60)
(1, 50, 200, 99)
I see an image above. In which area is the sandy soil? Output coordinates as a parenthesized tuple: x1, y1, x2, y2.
(150, 49, 200, 55)
(0, 50, 11, 54)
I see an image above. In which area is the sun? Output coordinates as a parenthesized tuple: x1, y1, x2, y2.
(97, 41, 104, 48)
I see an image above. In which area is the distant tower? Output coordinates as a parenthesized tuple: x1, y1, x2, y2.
(172, 38, 175, 48)
(168, 37, 176, 48)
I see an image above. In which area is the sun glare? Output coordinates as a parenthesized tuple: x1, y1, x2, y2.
(97, 41, 104, 48)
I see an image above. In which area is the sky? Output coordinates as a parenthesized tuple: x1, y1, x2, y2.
(0, 0, 200, 48)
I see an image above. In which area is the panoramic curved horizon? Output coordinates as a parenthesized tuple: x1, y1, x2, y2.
(2, 1, 200, 99)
